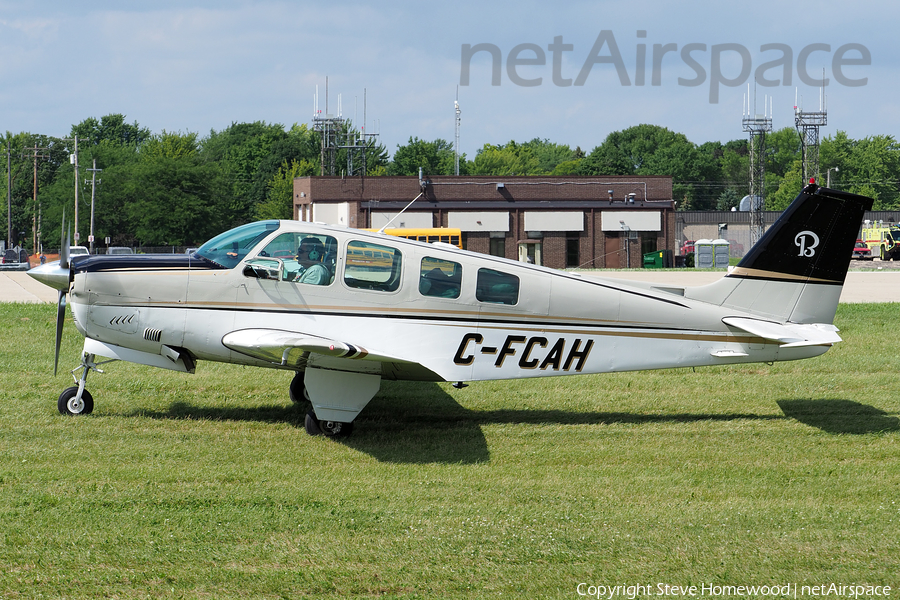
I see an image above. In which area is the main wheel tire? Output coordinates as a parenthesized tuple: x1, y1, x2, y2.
(289, 372, 309, 404)
(58, 387, 94, 416)
(304, 410, 322, 435)
(304, 410, 353, 438)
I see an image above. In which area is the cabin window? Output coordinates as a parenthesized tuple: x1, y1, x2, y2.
(344, 240, 402, 292)
(257, 232, 337, 285)
(419, 257, 461, 299)
(476, 268, 519, 305)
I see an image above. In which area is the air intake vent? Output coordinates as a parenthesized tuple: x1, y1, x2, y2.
(143, 328, 162, 342)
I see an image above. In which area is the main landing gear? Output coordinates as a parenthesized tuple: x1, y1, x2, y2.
(289, 371, 354, 438)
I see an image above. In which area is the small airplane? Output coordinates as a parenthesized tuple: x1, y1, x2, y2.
(29, 182, 872, 437)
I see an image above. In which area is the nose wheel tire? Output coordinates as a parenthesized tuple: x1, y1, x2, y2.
(58, 387, 94, 416)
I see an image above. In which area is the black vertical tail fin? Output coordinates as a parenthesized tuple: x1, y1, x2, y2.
(705, 183, 874, 325)
(731, 183, 873, 284)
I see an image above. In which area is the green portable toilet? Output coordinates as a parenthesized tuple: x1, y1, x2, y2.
(694, 239, 714, 268)
(712, 239, 730, 268)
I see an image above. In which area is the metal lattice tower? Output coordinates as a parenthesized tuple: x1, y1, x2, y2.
(794, 86, 827, 184)
(313, 82, 378, 177)
(312, 81, 345, 176)
(742, 91, 772, 246)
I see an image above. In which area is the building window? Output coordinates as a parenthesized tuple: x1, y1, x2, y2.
(640, 233, 657, 257)
(566, 233, 580, 268)
(489, 236, 505, 258)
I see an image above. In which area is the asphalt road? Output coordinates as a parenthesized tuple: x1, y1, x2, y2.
(2, 267, 898, 304)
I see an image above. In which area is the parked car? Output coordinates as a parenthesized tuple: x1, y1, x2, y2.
(69, 246, 90, 256)
(107, 246, 134, 255)
(0, 247, 30, 271)
(852, 239, 873, 260)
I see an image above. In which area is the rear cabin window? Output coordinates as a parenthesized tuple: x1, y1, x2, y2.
(476, 268, 519, 305)
(344, 240, 402, 292)
(419, 257, 462, 299)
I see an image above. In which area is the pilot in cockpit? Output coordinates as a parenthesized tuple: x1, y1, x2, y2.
(295, 238, 330, 285)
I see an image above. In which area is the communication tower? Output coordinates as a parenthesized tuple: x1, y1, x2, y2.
(312, 80, 378, 177)
(742, 86, 772, 246)
(794, 82, 827, 184)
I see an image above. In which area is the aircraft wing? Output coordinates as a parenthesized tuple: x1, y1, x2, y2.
(222, 328, 413, 369)
(722, 317, 842, 348)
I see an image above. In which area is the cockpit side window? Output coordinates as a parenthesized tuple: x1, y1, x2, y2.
(255, 232, 337, 285)
(344, 240, 402, 292)
(196, 220, 279, 269)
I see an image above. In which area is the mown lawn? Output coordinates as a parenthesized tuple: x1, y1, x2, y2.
(0, 302, 897, 598)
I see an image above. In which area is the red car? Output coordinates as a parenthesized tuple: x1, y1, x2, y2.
(852, 240, 872, 260)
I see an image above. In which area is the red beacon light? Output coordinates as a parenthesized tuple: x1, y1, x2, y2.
(809, 177, 816, 185)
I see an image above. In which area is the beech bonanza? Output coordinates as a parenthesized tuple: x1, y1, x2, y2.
(29, 183, 872, 437)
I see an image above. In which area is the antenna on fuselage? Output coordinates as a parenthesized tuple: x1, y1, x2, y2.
(377, 191, 424, 233)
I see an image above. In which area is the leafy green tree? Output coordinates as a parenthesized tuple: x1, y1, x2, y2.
(580, 124, 713, 209)
(70, 114, 151, 148)
(471, 139, 577, 175)
(769, 162, 804, 211)
(201, 121, 290, 224)
(1, 132, 36, 248)
(388, 137, 465, 176)
(472, 142, 536, 175)
(118, 154, 227, 246)
(716, 188, 742, 211)
(256, 159, 318, 220)
(142, 130, 200, 159)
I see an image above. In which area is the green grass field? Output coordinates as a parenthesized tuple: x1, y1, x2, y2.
(1, 302, 897, 599)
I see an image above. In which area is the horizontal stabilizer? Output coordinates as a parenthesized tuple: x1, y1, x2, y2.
(722, 317, 841, 348)
(222, 329, 409, 368)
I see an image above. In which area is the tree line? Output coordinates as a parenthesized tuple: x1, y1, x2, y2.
(3, 114, 898, 251)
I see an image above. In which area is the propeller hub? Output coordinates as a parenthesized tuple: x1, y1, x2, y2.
(28, 261, 72, 291)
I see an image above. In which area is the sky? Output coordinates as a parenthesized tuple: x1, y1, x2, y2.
(0, 0, 896, 159)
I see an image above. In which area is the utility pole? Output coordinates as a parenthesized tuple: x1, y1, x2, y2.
(24, 144, 49, 252)
(85, 159, 101, 254)
(72, 136, 81, 245)
(5, 142, 10, 249)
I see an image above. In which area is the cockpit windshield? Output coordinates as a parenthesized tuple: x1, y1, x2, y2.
(195, 220, 280, 268)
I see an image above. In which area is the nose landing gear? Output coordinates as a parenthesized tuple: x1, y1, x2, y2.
(57, 352, 115, 416)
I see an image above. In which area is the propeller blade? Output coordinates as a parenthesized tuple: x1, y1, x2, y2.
(60, 217, 70, 270)
(54, 289, 66, 376)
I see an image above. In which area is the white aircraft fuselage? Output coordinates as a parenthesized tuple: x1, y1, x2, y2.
(30, 183, 873, 436)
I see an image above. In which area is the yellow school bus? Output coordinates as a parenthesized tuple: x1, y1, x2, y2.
(364, 228, 462, 249)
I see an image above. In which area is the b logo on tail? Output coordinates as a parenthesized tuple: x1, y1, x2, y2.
(795, 231, 820, 257)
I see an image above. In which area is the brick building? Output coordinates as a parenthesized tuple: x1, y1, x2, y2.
(293, 175, 675, 269)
